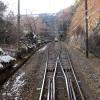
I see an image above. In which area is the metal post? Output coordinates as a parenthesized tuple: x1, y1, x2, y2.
(85, 0, 89, 58)
(18, 0, 20, 35)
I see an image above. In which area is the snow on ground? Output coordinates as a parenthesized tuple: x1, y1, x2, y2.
(11, 72, 25, 93)
(0, 47, 16, 63)
(38, 45, 47, 52)
(0, 63, 3, 68)
(0, 48, 4, 52)
(13, 64, 18, 68)
(2, 72, 25, 97)
(0, 55, 16, 63)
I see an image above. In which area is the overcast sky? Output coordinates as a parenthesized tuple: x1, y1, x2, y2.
(1, 0, 75, 15)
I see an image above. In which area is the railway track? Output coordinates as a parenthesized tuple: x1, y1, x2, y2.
(39, 43, 59, 100)
(39, 43, 85, 100)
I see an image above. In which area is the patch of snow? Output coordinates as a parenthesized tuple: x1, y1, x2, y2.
(0, 48, 4, 52)
(0, 55, 16, 63)
(39, 45, 47, 52)
(33, 32, 37, 38)
(15, 97, 20, 100)
(3, 81, 10, 89)
(27, 44, 36, 49)
(13, 64, 18, 68)
(2, 73, 25, 98)
(2, 92, 12, 96)
(11, 72, 25, 93)
(0, 63, 3, 68)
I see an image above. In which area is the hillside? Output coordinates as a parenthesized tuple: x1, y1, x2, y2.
(68, 0, 100, 56)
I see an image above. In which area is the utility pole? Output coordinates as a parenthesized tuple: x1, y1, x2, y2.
(85, 0, 89, 58)
(18, 0, 20, 35)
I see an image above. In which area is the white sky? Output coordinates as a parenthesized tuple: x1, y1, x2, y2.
(1, 0, 75, 15)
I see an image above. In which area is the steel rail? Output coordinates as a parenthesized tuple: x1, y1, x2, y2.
(66, 48, 85, 100)
(51, 80, 53, 100)
(39, 51, 48, 100)
(68, 78, 77, 100)
(47, 78, 54, 100)
(59, 57, 77, 100)
(39, 48, 59, 100)
(52, 56, 59, 100)
(47, 79, 50, 100)
(39, 43, 85, 100)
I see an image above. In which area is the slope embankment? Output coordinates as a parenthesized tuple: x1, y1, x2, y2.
(68, 0, 100, 57)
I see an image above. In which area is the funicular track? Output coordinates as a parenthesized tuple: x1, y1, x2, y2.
(39, 42, 85, 100)
(39, 43, 60, 100)
(60, 43, 85, 100)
